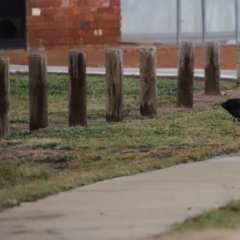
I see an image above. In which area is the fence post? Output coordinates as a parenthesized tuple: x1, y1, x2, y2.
(202, 0, 206, 43)
(204, 42, 221, 95)
(237, 44, 240, 86)
(236, 0, 239, 44)
(68, 52, 87, 126)
(139, 46, 157, 117)
(177, 42, 195, 108)
(105, 49, 124, 122)
(0, 58, 10, 138)
(29, 55, 48, 131)
(177, 0, 182, 44)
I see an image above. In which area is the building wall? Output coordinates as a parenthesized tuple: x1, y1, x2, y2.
(121, 0, 235, 42)
(26, 0, 121, 50)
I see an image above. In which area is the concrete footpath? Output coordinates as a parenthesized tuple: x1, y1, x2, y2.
(9, 64, 237, 80)
(1, 155, 240, 240)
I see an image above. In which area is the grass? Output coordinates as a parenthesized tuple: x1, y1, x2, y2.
(0, 74, 239, 214)
(160, 199, 240, 239)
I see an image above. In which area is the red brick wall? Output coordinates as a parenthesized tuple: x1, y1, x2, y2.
(26, 0, 121, 50)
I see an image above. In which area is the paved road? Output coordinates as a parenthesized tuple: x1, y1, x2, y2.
(10, 64, 237, 80)
(1, 155, 240, 240)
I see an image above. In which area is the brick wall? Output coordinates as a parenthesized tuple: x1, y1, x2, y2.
(26, 0, 121, 50)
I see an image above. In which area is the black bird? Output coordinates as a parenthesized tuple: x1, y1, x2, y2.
(221, 98, 240, 122)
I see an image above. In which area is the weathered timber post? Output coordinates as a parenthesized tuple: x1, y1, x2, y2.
(29, 55, 48, 131)
(105, 49, 123, 122)
(68, 52, 87, 126)
(204, 42, 221, 95)
(139, 46, 157, 117)
(177, 42, 195, 108)
(237, 43, 240, 86)
(0, 58, 10, 138)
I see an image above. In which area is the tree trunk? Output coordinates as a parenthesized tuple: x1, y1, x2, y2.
(68, 52, 87, 126)
(29, 55, 48, 131)
(177, 42, 195, 108)
(139, 46, 157, 117)
(105, 49, 123, 122)
(0, 58, 10, 138)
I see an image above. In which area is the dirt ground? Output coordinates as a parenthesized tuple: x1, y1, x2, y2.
(1, 45, 240, 240)
(0, 43, 240, 112)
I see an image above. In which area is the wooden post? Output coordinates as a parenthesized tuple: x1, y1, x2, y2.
(68, 52, 87, 126)
(204, 42, 221, 95)
(139, 46, 157, 117)
(105, 49, 123, 122)
(237, 43, 240, 86)
(177, 42, 195, 108)
(0, 58, 10, 138)
(29, 55, 48, 131)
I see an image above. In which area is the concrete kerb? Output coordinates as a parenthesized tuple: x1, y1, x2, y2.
(9, 65, 237, 82)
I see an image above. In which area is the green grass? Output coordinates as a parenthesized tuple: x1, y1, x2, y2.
(0, 74, 239, 213)
(160, 199, 240, 239)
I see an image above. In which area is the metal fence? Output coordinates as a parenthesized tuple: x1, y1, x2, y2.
(176, 0, 240, 44)
(121, 0, 239, 44)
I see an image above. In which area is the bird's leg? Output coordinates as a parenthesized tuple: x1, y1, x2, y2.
(236, 118, 240, 133)
(233, 118, 237, 133)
